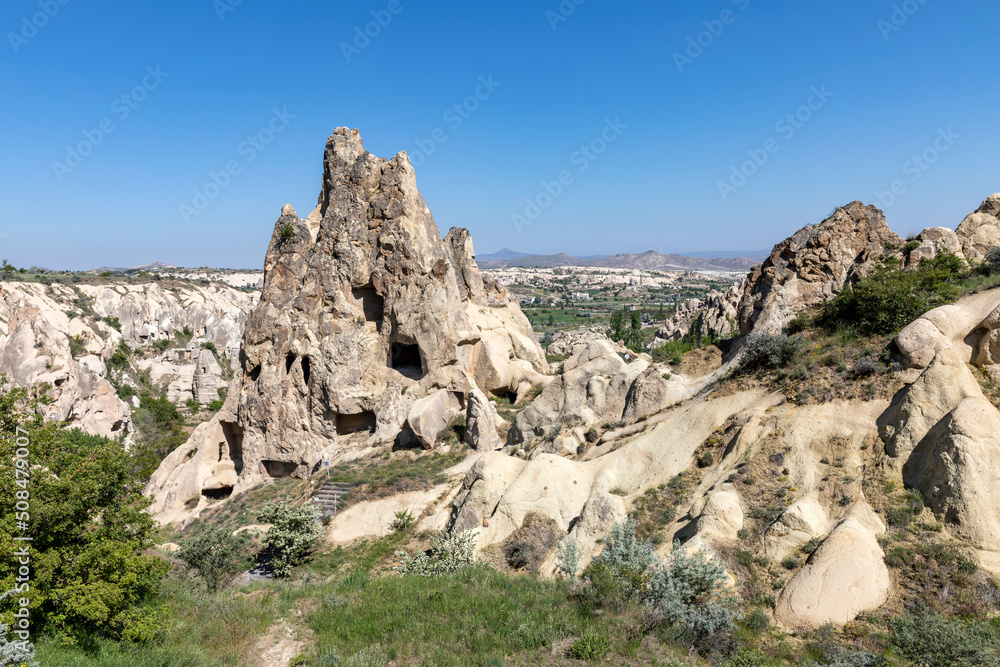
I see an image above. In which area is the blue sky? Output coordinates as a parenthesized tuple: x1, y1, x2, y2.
(1, 0, 997, 269)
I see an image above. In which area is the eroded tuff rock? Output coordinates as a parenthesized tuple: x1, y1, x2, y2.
(956, 193, 1000, 261)
(151, 128, 548, 519)
(653, 282, 742, 345)
(906, 226, 965, 265)
(737, 202, 902, 335)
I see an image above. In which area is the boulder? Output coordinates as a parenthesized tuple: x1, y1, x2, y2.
(903, 397, 1000, 551)
(464, 387, 507, 451)
(956, 193, 1000, 261)
(737, 202, 902, 335)
(406, 389, 462, 448)
(774, 517, 890, 629)
(906, 226, 965, 265)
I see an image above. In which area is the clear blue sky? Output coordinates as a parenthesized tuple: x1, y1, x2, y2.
(1, 0, 997, 269)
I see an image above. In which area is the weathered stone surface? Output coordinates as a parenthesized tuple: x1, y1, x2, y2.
(903, 397, 1000, 551)
(507, 338, 647, 445)
(956, 193, 1000, 261)
(193, 349, 223, 405)
(215, 128, 545, 489)
(737, 202, 902, 335)
(464, 386, 507, 451)
(906, 226, 965, 265)
(406, 389, 462, 448)
(655, 281, 742, 344)
(622, 367, 675, 422)
(774, 517, 890, 629)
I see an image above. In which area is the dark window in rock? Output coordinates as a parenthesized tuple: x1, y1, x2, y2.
(302, 355, 311, 385)
(201, 486, 233, 500)
(285, 352, 295, 375)
(221, 420, 244, 475)
(262, 459, 298, 478)
(248, 364, 261, 382)
(390, 341, 424, 379)
(336, 410, 377, 435)
(353, 284, 384, 328)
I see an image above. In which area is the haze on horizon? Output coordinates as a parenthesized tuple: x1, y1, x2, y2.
(2, 0, 997, 270)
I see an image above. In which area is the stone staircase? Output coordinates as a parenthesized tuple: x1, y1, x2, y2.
(312, 481, 352, 517)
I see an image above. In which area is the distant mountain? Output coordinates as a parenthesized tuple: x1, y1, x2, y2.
(87, 261, 177, 273)
(479, 250, 758, 272)
(682, 250, 769, 262)
(476, 248, 530, 262)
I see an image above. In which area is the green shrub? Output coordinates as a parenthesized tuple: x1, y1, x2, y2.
(744, 607, 770, 635)
(818, 254, 967, 336)
(256, 501, 323, 577)
(890, 612, 1000, 666)
(652, 339, 693, 365)
(985, 246, 1000, 275)
(0, 382, 169, 642)
(104, 316, 122, 332)
(177, 527, 253, 591)
(566, 633, 611, 660)
(68, 334, 86, 358)
(740, 333, 801, 372)
(0, 622, 36, 666)
(107, 340, 132, 373)
(394, 530, 478, 577)
(278, 222, 296, 243)
(645, 542, 740, 648)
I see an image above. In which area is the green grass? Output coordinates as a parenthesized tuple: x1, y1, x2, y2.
(36, 578, 284, 667)
(304, 565, 626, 666)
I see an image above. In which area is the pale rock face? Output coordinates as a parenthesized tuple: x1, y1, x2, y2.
(886, 288, 1000, 551)
(956, 193, 1000, 261)
(507, 338, 649, 445)
(764, 495, 831, 561)
(464, 386, 507, 451)
(655, 281, 742, 344)
(145, 415, 241, 525)
(906, 226, 965, 265)
(541, 490, 627, 576)
(903, 397, 1000, 550)
(774, 516, 890, 629)
(0, 283, 129, 439)
(406, 389, 462, 449)
(737, 202, 902, 335)
(683, 489, 744, 552)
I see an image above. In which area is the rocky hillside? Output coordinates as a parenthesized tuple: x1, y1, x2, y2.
(0, 280, 256, 438)
(480, 249, 757, 272)
(133, 127, 1000, 660)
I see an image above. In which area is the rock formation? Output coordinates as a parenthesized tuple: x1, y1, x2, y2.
(737, 202, 902, 335)
(956, 193, 1000, 261)
(149, 128, 548, 520)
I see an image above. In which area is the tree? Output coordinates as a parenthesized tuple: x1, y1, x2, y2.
(0, 378, 169, 643)
(256, 501, 323, 577)
(178, 528, 253, 592)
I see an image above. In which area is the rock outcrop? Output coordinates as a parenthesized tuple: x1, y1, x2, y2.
(653, 282, 742, 345)
(150, 128, 548, 521)
(956, 193, 1000, 261)
(737, 202, 902, 335)
(905, 226, 965, 265)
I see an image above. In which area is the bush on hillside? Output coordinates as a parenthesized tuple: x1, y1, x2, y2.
(178, 527, 253, 591)
(256, 501, 323, 577)
(0, 379, 169, 643)
(889, 611, 1000, 666)
(984, 245, 1000, 275)
(739, 333, 801, 372)
(394, 530, 478, 576)
(817, 254, 967, 336)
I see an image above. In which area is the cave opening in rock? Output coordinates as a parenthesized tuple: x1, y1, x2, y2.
(220, 420, 244, 475)
(336, 410, 377, 435)
(492, 388, 517, 404)
(390, 341, 424, 379)
(302, 355, 311, 385)
(262, 459, 298, 478)
(353, 284, 384, 329)
(285, 351, 295, 375)
(201, 486, 233, 500)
